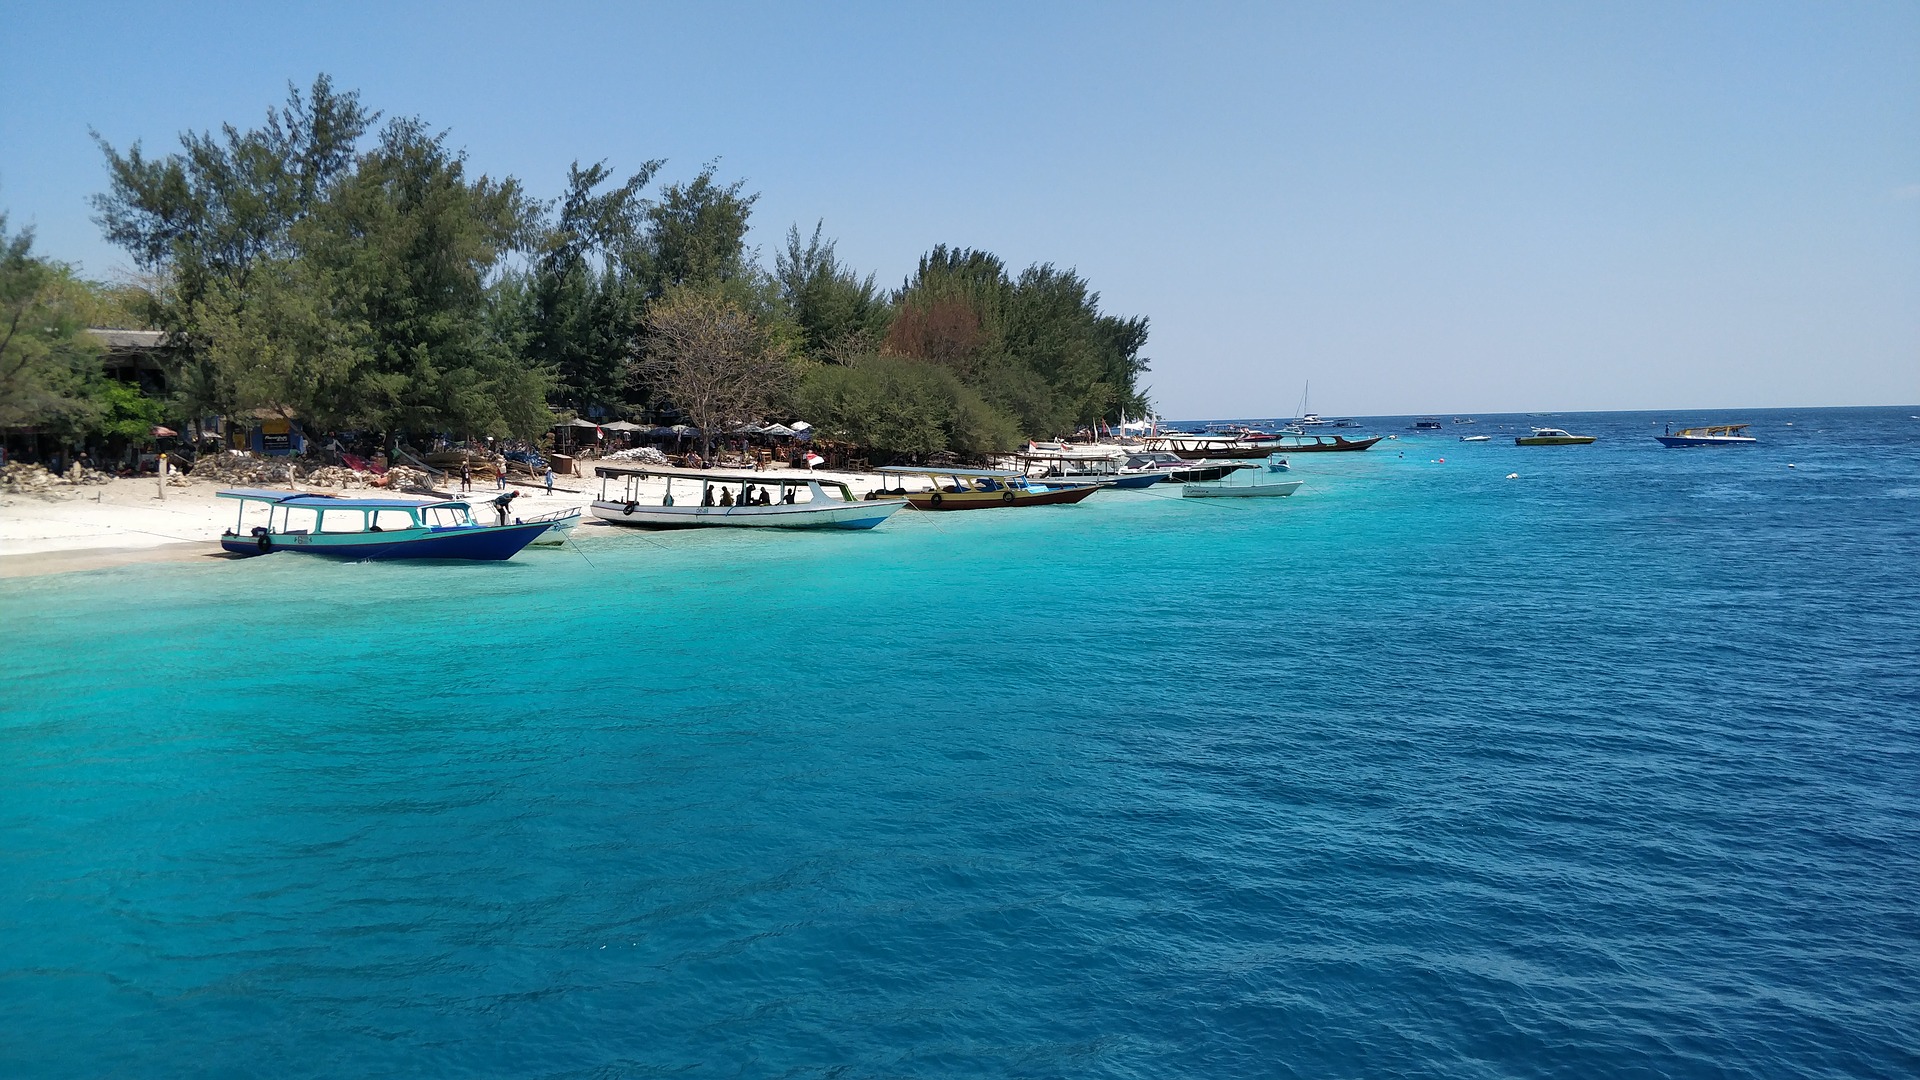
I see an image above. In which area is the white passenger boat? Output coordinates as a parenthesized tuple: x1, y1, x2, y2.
(592, 466, 906, 530)
(1655, 424, 1757, 448)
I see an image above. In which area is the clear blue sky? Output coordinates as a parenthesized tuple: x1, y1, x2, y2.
(3, 1, 1915, 416)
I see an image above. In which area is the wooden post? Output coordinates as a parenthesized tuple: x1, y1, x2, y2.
(158, 453, 168, 501)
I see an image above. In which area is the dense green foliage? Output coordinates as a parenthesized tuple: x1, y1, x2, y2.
(64, 74, 1151, 459)
(794, 355, 1019, 458)
(0, 216, 108, 433)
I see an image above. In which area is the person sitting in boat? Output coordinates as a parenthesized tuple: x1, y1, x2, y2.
(702, 485, 714, 506)
(756, 487, 771, 505)
(719, 488, 735, 507)
(782, 487, 796, 504)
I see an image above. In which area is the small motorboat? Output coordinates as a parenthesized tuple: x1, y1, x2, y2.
(1655, 424, 1756, 448)
(1410, 418, 1444, 431)
(1515, 427, 1596, 446)
(1459, 434, 1491, 442)
(1183, 476, 1304, 498)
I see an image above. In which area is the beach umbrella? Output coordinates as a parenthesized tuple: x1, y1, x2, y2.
(670, 424, 698, 436)
(151, 425, 178, 437)
(790, 420, 813, 432)
(602, 420, 643, 432)
(761, 423, 796, 437)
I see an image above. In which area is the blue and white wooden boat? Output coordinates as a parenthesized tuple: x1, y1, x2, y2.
(217, 489, 551, 560)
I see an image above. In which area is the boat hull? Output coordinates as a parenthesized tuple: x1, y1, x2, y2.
(219, 521, 551, 560)
(591, 498, 905, 529)
(1514, 436, 1596, 445)
(1182, 479, 1304, 498)
(901, 484, 1099, 510)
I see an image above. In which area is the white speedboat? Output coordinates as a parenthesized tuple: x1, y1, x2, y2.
(592, 467, 906, 529)
(1183, 478, 1303, 498)
(1459, 434, 1491, 442)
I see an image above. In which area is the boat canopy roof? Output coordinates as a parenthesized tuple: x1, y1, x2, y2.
(1676, 424, 1751, 435)
(594, 465, 841, 486)
(216, 488, 464, 510)
(875, 465, 1019, 478)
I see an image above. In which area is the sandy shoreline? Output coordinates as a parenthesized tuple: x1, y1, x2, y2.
(0, 467, 905, 579)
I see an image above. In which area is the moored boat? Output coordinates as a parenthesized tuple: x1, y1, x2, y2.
(1010, 448, 1162, 489)
(1410, 417, 1444, 431)
(1182, 476, 1304, 498)
(873, 466, 1104, 510)
(1459, 434, 1491, 442)
(1143, 434, 1274, 459)
(1515, 427, 1596, 446)
(592, 466, 905, 529)
(1264, 433, 1383, 453)
(1119, 452, 1256, 483)
(524, 507, 582, 545)
(1655, 424, 1756, 448)
(217, 489, 551, 560)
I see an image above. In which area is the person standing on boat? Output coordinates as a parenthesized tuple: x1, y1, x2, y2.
(491, 489, 518, 526)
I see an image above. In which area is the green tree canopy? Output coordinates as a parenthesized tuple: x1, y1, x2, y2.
(776, 221, 891, 362)
(0, 216, 106, 433)
(879, 245, 1150, 438)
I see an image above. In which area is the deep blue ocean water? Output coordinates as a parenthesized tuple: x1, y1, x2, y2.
(3, 406, 1918, 1078)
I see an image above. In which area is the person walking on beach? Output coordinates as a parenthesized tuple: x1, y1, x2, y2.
(461, 464, 471, 492)
(545, 467, 555, 495)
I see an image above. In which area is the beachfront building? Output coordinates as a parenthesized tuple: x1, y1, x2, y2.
(1, 328, 177, 471)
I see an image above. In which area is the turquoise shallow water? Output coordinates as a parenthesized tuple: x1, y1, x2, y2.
(4, 407, 1918, 1078)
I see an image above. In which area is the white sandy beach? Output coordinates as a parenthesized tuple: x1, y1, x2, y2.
(0, 466, 909, 578)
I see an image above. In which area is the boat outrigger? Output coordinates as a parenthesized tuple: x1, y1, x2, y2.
(592, 466, 906, 529)
(871, 466, 1104, 510)
(217, 489, 552, 560)
(1655, 424, 1756, 448)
